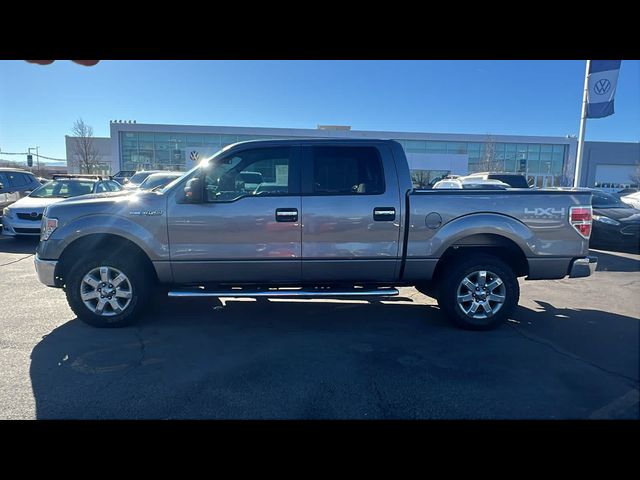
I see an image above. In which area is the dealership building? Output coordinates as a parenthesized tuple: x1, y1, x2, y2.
(65, 122, 639, 190)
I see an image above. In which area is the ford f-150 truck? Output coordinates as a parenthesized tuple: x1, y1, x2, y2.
(34, 139, 597, 330)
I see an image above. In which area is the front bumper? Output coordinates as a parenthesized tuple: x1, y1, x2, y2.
(34, 253, 58, 287)
(569, 256, 598, 278)
(1, 215, 41, 236)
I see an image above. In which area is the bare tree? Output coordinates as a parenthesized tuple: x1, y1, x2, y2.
(71, 118, 101, 173)
(478, 135, 502, 172)
(411, 169, 431, 188)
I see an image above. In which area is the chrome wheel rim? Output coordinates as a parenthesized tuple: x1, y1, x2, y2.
(80, 266, 133, 316)
(456, 270, 506, 321)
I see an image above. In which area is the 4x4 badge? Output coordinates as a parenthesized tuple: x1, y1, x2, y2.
(129, 210, 164, 216)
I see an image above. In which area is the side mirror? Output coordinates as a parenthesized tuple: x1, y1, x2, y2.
(183, 177, 203, 203)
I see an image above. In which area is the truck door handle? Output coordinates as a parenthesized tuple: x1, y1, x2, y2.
(275, 208, 298, 222)
(373, 207, 396, 221)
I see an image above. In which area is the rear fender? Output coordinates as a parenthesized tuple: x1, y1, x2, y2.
(426, 213, 535, 257)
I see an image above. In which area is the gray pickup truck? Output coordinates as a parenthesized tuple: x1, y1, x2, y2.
(34, 139, 597, 330)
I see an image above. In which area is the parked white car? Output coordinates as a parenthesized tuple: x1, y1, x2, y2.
(433, 178, 510, 190)
(2, 175, 122, 237)
(621, 191, 640, 210)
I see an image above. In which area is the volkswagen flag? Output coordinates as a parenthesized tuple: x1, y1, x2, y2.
(586, 60, 622, 118)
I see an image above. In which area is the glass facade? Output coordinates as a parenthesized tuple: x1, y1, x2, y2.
(385, 139, 569, 186)
(119, 131, 570, 187)
(120, 132, 291, 172)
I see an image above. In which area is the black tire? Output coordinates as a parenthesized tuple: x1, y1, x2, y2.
(65, 253, 153, 328)
(437, 254, 519, 331)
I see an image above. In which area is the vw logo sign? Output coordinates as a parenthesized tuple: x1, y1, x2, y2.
(190, 151, 199, 162)
(594, 78, 611, 95)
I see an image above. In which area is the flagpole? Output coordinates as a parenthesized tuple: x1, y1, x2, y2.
(574, 60, 591, 187)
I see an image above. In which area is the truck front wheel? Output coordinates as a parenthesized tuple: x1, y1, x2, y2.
(437, 254, 519, 330)
(65, 255, 153, 328)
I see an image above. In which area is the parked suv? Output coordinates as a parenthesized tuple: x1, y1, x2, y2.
(0, 168, 42, 224)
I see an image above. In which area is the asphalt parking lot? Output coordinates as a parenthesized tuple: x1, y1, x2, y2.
(0, 234, 638, 419)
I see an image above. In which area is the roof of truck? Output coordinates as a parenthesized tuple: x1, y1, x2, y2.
(227, 138, 399, 147)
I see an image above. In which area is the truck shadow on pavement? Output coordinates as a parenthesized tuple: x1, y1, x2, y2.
(29, 295, 639, 419)
(0, 234, 39, 254)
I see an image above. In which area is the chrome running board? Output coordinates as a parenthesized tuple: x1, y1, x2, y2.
(168, 287, 399, 298)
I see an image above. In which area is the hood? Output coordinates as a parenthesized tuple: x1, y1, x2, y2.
(593, 207, 640, 223)
(8, 195, 66, 211)
(44, 190, 165, 220)
(57, 190, 134, 202)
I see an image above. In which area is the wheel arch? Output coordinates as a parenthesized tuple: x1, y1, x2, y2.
(55, 233, 157, 286)
(431, 233, 529, 286)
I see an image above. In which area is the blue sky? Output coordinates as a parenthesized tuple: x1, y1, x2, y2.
(0, 60, 638, 163)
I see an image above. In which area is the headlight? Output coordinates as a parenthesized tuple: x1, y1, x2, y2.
(40, 216, 58, 241)
(592, 215, 620, 226)
(2, 207, 11, 218)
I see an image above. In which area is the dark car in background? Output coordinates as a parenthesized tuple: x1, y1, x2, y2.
(122, 170, 166, 190)
(111, 170, 136, 185)
(590, 189, 640, 252)
(613, 187, 639, 198)
(0, 168, 42, 224)
(137, 172, 183, 191)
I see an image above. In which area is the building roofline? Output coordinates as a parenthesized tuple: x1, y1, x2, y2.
(109, 122, 577, 144)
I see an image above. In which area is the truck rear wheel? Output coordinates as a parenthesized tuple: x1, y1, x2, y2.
(437, 254, 519, 330)
(65, 255, 152, 328)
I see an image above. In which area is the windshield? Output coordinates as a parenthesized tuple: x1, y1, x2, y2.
(29, 180, 95, 198)
(592, 191, 626, 208)
(127, 172, 154, 185)
(159, 147, 228, 194)
(140, 174, 181, 190)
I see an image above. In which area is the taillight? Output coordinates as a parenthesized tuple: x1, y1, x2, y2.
(569, 206, 592, 238)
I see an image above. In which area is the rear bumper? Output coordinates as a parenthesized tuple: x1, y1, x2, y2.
(34, 253, 58, 287)
(527, 255, 597, 280)
(568, 256, 598, 278)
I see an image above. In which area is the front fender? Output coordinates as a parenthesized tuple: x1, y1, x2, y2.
(37, 214, 169, 261)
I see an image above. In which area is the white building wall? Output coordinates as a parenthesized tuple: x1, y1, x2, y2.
(65, 136, 115, 174)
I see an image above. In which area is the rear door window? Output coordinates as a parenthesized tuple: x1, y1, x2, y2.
(311, 146, 384, 195)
